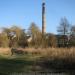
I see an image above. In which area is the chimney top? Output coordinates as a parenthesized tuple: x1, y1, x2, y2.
(42, 2, 45, 6)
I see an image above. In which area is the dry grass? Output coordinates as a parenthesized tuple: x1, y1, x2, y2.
(0, 48, 11, 55)
(40, 48, 75, 59)
(24, 47, 75, 60)
(0, 47, 75, 74)
(0, 47, 75, 60)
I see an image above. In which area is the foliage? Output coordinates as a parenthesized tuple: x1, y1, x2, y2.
(47, 33, 57, 47)
(1, 26, 27, 48)
(0, 33, 9, 47)
(1, 19, 75, 48)
(28, 23, 42, 48)
(69, 26, 75, 46)
(18, 30, 28, 48)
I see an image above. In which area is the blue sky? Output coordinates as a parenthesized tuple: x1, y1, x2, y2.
(0, 0, 75, 34)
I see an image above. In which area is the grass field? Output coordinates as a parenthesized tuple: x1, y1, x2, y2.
(0, 48, 75, 75)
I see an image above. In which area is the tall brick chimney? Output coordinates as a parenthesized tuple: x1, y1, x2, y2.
(42, 0, 46, 35)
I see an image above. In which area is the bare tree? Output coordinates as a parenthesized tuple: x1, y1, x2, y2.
(57, 17, 70, 47)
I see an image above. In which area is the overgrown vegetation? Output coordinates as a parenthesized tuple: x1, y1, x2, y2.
(0, 17, 75, 48)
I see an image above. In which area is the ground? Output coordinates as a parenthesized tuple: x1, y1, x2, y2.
(0, 48, 75, 75)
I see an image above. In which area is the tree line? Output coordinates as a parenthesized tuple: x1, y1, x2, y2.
(0, 17, 75, 48)
(57, 17, 75, 47)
